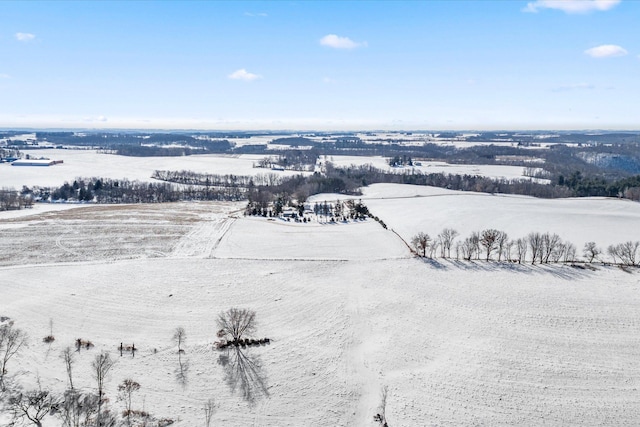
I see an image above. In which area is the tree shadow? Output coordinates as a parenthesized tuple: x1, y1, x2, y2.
(419, 257, 595, 280)
(418, 257, 448, 270)
(175, 353, 189, 388)
(217, 346, 269, 405)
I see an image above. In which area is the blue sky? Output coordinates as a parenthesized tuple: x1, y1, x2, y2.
(0, 0, 637, 130)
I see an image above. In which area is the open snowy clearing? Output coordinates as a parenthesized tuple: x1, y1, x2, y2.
(323, 155, 548, 183)
(358, 184, 640, 250)
(2, 187, 640, 426)
(0, 149, 309, 189)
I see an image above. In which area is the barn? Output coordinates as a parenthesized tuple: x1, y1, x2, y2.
(11, 159, 63, 166)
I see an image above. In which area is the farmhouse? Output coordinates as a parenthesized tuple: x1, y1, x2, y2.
(11, 159, 63, 166)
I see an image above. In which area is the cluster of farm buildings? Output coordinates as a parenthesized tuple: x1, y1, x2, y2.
(0, 158, 63, 166)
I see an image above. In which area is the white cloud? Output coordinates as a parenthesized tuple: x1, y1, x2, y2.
(0, 74, 10, 79)
(320, 34, 366, 49)
(244, 12, 268, 17)
(83, 115, 108, 123)
(584, 44, 628, 58)
(15, 32, 36, 42)
(523, 0, 621, 13)
(228, 69, 262, 81)
(322, 77, 336, 84)
(553, 83, 595, 92)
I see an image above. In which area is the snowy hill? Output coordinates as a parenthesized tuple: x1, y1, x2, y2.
(1, 185, 640, 426)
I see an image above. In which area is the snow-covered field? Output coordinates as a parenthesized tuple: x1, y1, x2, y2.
(323, 155, 548, 183)
(2, 185, 640, 426)
(0, 149, 548, 191)
(0, 149, 308, 188)
(359, 183, 640, 250)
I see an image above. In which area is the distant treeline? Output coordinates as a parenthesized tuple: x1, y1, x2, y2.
(30, 177, 245, 204)
(5, 131, 640, 180)
(103, 140, 232, 156)
(0, 148, 21, 160)
(252, 149, 319, 171)
(557, 171, 640, 200)
(152, 170, 283, 187)
(27, 132, 233, 155)
(9, 160, 640, 209)
(245, 163, 575, 211)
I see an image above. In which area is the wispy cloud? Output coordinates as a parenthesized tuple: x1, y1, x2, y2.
(244, 12, 268, 17)
(553, 83, 595, 92)
(320, 34, 366, 49)
(585, 44, 628, 58)
(322, 77, 336, 84)
(228, 69, 262, 81)
(523, 0, 621, 13)
(84, 115, 108, 122)
(0, 74, 10, 79)
(15, 32, 36, 42)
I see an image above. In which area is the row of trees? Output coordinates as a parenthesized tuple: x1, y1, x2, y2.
(253, 150, 319, 171)
(0, 188, 33, 211)
(152, 170, 266, 188)
(27, 177, 246, 204)
(411, 228, 640, 266)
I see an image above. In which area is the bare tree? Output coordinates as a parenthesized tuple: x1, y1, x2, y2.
(609, 241, 640, 266)
(203, 398, 216, 427)
(56, 390, 99, 427)
(61, 347, 75, 390)
(550, 242, 565, 263)
(118, 378, 141, 426)
(9, 387, 58, 427)
(428, 240, 439, 258)
(608, 244, 620, 264)
(583, 241, 601, 263)
(410, 232, 431, 258)
(469, 231, 481, 260)
(217, 308, 257, 344)
(503, 239, 514, 262)
(621, 241, 640, 266)
(480, 229, 501, 261)
(495, 231, 509, 262)
(562, 242, 577, 264)
(515, 237, 528, 264)
(173, 327, 186, 353)
(528, 232, 543, 264)
(92, 351, 115, 425)
(460, 237, 476, 261)
(541, 233, 562, 263)
(437, 228, 458, 258)
(0, 322, 27, 390)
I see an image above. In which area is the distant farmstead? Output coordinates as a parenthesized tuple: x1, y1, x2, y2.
(11, 159, 63, 167)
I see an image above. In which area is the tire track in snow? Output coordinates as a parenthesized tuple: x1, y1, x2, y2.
(55, 223, 83, 258)
(170, 216, 235, 258)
